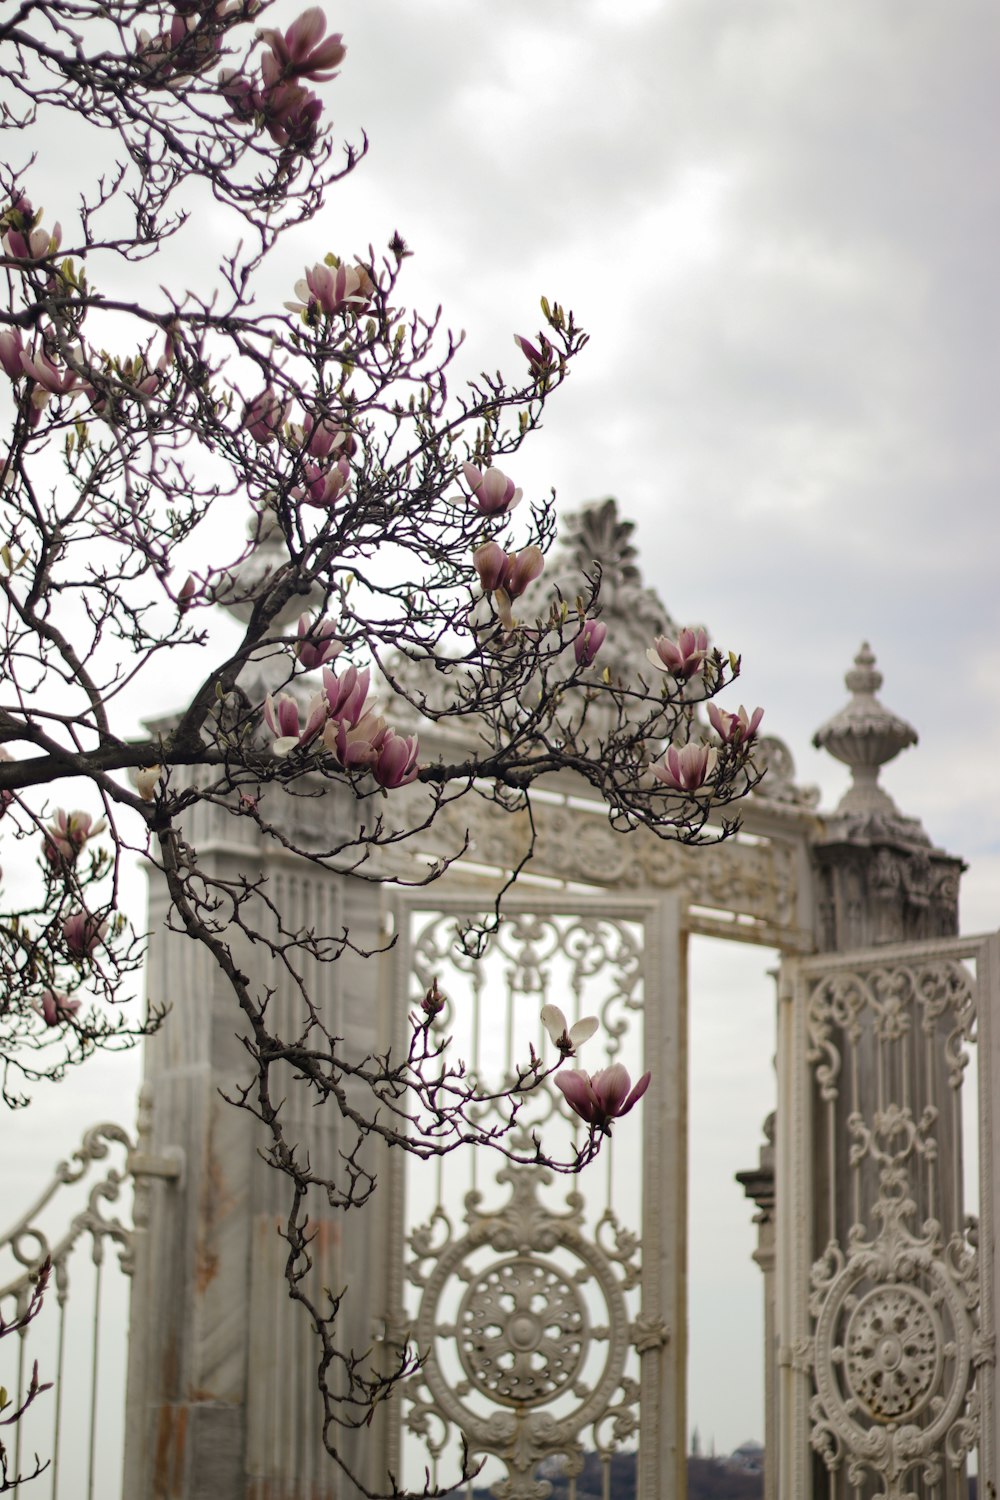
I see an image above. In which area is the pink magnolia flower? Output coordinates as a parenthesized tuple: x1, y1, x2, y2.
(302, 413, 354, 460)
(0, 329, 24, 382)
(218, 68, 265, 123)
(285, 260, 375, 319)
(461, 462, 522, 516)
(295, 613, 342, 671)
(263, 691, 326, 756)
(706, 702, 764, 745)
(541, 1004, 599, 1057)
(372, 730, 419, 789)
(322, 663, 370, 725)
(472, 540, 510, 593)
(259, 8, 346, 83)
(21, 348, 77, 397)
(1, 197, 61, 261)
(555, 1064, 651, 1133)
(44, 809, 107, 864)
(243, 386, 289, 444)
(646, 627, 709, 680)
(513, 333, 554, 376)
(262, 81, 323, 150)
(292, 456, 352, 508)
(176, 574, 198, 612)
(652, 742, 718, 793)
(62, 911, 108, 958)
(34, 989, 81, 1027)
(327, 709, 388, 770)
(473, 543, 544, 628)
(504, 545, 544, 600)
(574, 619, 607, 667)
(138, 11, 221, 80)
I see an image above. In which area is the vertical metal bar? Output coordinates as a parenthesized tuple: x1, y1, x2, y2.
(86, 1255, 103, 1500)
(14, 1302, 26, 1485)
(50, 1288, 68, 1500)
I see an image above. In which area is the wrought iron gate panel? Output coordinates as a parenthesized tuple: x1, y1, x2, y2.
(777, 933, 1000, 1500)
(0, 1122, 137, 1499)
(382, 892, 682, 1500)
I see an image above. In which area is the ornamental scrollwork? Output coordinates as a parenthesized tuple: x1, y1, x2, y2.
(404, 1156, 642, 1498)
(808, 1106, 980, 1500)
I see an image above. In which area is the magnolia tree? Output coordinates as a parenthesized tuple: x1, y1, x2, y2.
(0, 0, 764, 1490)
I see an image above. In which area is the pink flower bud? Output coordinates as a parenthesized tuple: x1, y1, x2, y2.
(0, 329, 24, 382)
(62, 910, 108, 958)
(372, 730, 419, 789)
(243, 386, 288, 443)
(504, 545, 544, 600)
(295, 613, 342, 671)
(574, 619, 607, 667)
(473, 541, 510, 593)
(322, 663, 370, 724)
(513, 333, 554, 376)
(177, 574, 198, 612)
(34, 989, 81, 1027)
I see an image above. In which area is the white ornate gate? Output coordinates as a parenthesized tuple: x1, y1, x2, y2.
(381, 891, 686, 1499)
(776, 933, 1000, 1499)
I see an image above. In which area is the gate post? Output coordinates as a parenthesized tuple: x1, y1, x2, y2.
(121, 772, 388, 1499)
(776, 645, 972, 1499)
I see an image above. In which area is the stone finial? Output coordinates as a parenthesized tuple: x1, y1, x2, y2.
(213, 509, 319, 628)
(812, 643, 917, 818)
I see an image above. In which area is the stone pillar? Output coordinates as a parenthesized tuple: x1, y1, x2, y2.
(736, 1113, 777, 1500)
(121, 774, 389, 1499)
(774, 645, 969, 1500)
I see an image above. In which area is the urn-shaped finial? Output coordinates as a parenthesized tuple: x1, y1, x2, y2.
(812, 643, 917, 817)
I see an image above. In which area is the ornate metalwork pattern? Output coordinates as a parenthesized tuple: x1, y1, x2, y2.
(0, 1115, 180, 1500)
(399, 903, 651, 1497)
(406, 1160, 641, 1500)
(845, 1284, 940, 1421)
(456, 1255, 587, 1403)
(799, 950, 986, 1500)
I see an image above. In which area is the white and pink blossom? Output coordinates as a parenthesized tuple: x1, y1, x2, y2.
(706, 702, 764, 745)
(461, 462, 522, 517)
(652, 742, 718, 793)
(646, 627, 709, 680)
(541, 1004, 599, 1057)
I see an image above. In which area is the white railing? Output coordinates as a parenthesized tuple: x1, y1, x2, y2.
(0, 1104, 180, 1499)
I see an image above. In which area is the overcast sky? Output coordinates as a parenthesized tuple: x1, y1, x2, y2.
(4, 0, 1000, 1478)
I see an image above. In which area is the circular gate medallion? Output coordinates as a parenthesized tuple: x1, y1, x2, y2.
(456, 1255, 587, 1405)
(844, 1284, 941, 1422)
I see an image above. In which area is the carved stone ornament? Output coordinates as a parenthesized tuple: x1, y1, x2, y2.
(405, 1156, 642, 1499)
(813, 643, 918, 821)
(807, 1108, 982, 1499)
